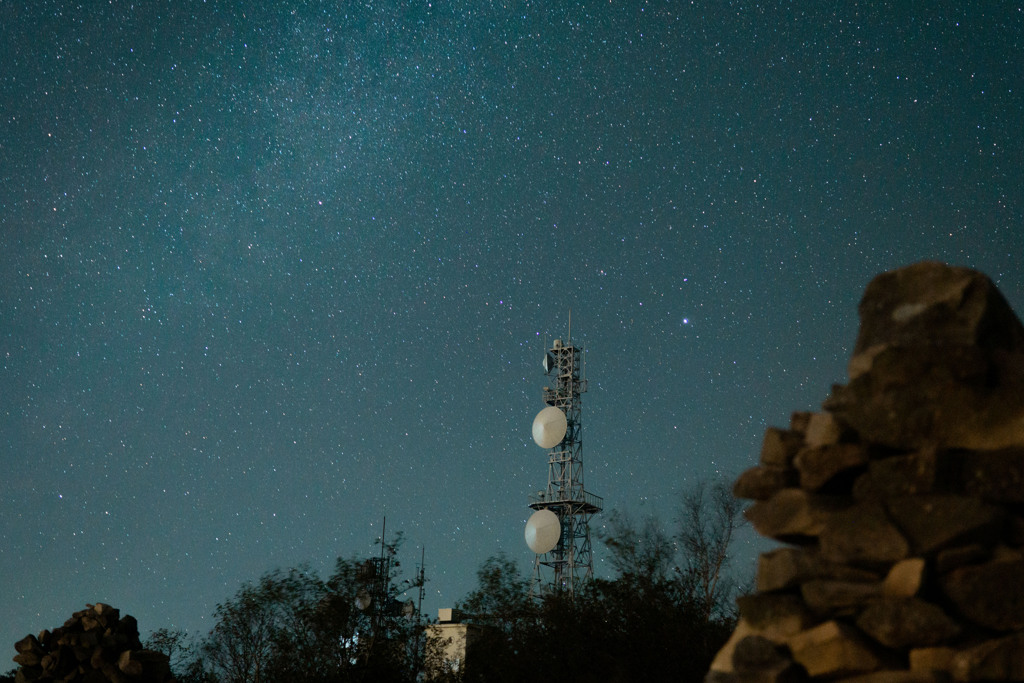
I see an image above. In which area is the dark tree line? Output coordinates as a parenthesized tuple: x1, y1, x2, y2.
(145, 535, 423, 683)
(446, 481, 746, 682)
(6, 481, 745, 683)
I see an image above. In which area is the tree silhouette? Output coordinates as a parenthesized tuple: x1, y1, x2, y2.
(447, 480, 748, 682)
(678, 479, 747, 623)
(196, 534, 423, 682)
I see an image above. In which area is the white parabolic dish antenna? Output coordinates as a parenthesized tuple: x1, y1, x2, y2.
(532, 406, 567, 448)
(525, 509, 561, 554)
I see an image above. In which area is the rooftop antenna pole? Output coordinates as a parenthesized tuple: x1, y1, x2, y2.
(413, 546, 426, 675)
(376, 517, 388, 636)
(417, 546, 425, 618)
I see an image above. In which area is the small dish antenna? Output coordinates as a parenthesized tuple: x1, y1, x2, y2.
(532, 406, 567, 448)
(525, 509, 561, 554)
(543, 352, 555, 374)
(355, 589, 372, 611)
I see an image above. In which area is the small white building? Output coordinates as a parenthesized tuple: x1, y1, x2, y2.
(424, 608, 483, 679)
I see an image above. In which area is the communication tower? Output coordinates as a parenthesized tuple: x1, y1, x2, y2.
(525, 320, 603, 600)
(354, 519, 419, 665)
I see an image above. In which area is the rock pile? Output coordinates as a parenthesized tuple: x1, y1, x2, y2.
(709, 262, 1024, 682)
(12, 603, 175, 683)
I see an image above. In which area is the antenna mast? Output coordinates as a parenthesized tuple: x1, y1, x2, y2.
(526, 317, 602, 601)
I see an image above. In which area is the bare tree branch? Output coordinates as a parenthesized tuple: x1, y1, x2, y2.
(678, 479, 747, 623)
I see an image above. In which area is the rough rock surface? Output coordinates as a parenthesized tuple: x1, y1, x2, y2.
(827, 261, 1024, 450)
(708, 262, 1024, 683)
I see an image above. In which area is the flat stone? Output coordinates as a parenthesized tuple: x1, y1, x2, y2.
(819, 502, 910, 567)
(14, 634, 42, 654)
(909, 646, 955, 674)
(761, 427, 805, 468)
(735, 593, 816, 636)
(941, 558, 1024, 631)
(1006, 515, 1024, 546)
(950, 634, 1024, 681)
(804, 412, 851, 448)
(757, 547, 879, 594)
(709, 596, 817, 675)
(842, 672, 945, 683)
(790, 411, 813, 434)
(855, 597, 961, 649)
(852, 448, 956, 500)
(756, 548, 807, 593)
(962, 447, 1024, 503)
(711, 619, 808, 679)
(710, 619, 757, 674)
(745, 489, 840, 541)
(827, 345, 1024, 450)
(12, 651, 42, 667)
(801, 579, 881, 615)
(830, 358, 1024, 451)
(882, 558, 927, 598)
(885, 494, 1003, 555)
(787, 620, 884, 678)
(732, 635, 791, 671)
(935, 544, 990, 574)
(734, 465, 798, 501)
(988, 544, 1022, 563)
(794, 443, 869, 492)
(732, 635, 808, 683)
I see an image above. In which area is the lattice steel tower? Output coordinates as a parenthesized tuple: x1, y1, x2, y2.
(525, 324, 603, 600)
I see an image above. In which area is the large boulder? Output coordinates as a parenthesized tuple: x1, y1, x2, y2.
(826, 261, 1024, 450)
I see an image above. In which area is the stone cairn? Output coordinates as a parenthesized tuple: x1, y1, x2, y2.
(709, 262, 1024, 683)
(12, 603, 176, 683)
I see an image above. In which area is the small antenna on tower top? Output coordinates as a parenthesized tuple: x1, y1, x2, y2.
(568, 308, 572, 344)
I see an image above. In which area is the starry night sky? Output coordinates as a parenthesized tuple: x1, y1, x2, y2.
(2, 1, 1022, 650)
